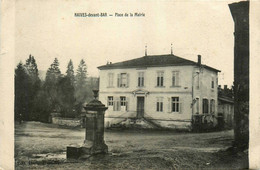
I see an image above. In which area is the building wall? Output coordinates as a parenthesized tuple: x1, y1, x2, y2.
(218, 102, 234, 128)
(193, 67, 218, 116)
(99, 65, 218, 129)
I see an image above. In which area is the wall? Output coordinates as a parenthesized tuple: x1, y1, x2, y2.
(218, 102, 234, 128)
(52, 117, 81, 127)
(193, 66, 218, 116)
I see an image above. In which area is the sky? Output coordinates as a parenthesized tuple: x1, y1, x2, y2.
(15, 0, 241, 87)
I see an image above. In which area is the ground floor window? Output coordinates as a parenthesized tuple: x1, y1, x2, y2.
(120, 96, 126, 106)
(172, 97, 180, 112)
(108, 96, 113, 106)
(107, 96, 128, 112)
(203, 99, 209, 114)
(156, 97, 163, 112)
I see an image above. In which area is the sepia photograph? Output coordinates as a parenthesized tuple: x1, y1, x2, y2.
(0, 0, 255, 169)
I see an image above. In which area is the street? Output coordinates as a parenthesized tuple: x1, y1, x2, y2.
(15, 121, 248, 169)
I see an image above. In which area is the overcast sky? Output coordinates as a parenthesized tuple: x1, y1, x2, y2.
(15, 0, 241, 86)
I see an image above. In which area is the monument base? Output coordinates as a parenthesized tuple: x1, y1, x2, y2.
(66, 142, 108, 159)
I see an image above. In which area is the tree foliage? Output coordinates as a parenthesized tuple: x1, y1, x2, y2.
(43, 58, 62, 113)
(75, 59, 88, 113)
(15, 62, 31, 121)
(15, 56, 97, 121)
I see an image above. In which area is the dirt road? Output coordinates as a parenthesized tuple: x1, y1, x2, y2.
(15, 121, 248, 169)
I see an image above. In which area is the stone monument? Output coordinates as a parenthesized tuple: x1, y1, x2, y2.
(67, 89, 108, 159)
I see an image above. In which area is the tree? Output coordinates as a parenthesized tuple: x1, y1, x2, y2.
(66, 59, 75, 85)
(44, 58, 62, 112)
(57, 76, 75, 117)
(24, 55, 41, 120)
(15, 62, 31, 121)
(24, 54, 40, 83)
(75, 59, 88, 114)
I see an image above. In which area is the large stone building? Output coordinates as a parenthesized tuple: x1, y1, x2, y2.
(97, 53, 220, 130)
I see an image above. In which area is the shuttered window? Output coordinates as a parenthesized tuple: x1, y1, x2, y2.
(108, 73, 114, 87)
(117, 73, 129, 88)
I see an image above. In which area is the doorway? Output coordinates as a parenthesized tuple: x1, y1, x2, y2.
(137, 97, 145, 118)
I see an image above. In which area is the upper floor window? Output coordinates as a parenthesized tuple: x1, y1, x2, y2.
(172, 97, 180, 112)
(172, 71, 180, 86)
(107, 96, 113, 106)
(108, 73, 114, 87)
(157, 71, 164, 87)
(196, 74, 200, 89)
(156, 97, 163, 112)
(117, 73, 129, 87)
(203, 99, 209, 114)
(138, 72, 144, 87)
(211, 77, 214, 89)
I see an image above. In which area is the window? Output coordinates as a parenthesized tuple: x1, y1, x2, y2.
(117, 73, 129, 87)
(210, 99, 215, 114)
(172, 97, 180, 112)
(211, 77, 214, 88)
(156, 97, 163, 112)
(108, 73, 114, 87)
(121, 73, 127, 87)
(203, 99, 209, 114)
(172, 71, 180, 86)
(157, 71, 164, 87)
(120, 96, 126, 106)
(108, 96, 113, 106)
(138, 72, 144, 87)
(196, 75, 200, 89)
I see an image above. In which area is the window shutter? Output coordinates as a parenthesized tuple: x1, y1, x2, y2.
(117, 74, 120, 87)
(179, 97, 182, 114)
(113, 101, 116, 111)
(167, 97, 171, 113)
(126, 73, 129, 87)
(105, 96, 108, 106)
(111, 73, 114, 87)
(176, 72, 180, 86)
(126, 97, 129, 111)
(117, 101, 121, 111)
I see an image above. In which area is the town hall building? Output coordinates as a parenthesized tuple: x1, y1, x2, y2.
(97, 52, 220, 130)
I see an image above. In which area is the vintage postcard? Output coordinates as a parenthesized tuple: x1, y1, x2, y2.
(0, 0, 259, 169)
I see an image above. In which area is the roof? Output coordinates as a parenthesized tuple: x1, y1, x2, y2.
(218, 96, 234, 104)
(98, 54, 220, 72)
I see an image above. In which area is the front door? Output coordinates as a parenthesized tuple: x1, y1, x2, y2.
(137, 97, 145, 118)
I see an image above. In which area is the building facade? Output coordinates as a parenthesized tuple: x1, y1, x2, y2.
(98, 54, 220, 130)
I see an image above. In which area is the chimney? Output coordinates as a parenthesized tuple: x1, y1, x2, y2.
(197, 55, 201, 65)
(224, 85, 227, 90)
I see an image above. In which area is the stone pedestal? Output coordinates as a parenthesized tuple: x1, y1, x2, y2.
(67, 90, 108, 159)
